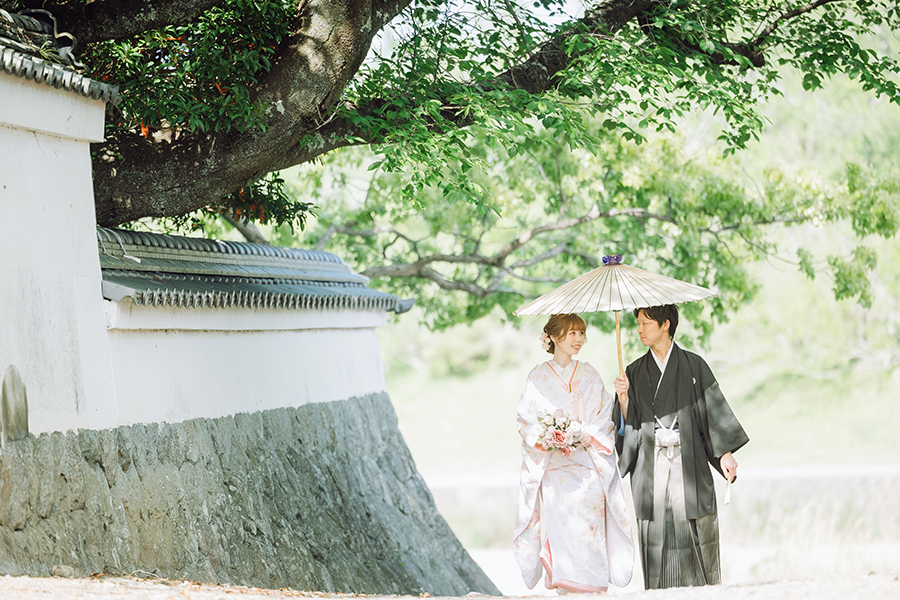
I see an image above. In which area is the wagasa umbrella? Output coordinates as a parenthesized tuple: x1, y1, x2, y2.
(514, 254, 719, 401)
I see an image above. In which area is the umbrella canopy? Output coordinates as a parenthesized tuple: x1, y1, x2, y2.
(513, 254, 719, 395)
(513, 254, 718, 316)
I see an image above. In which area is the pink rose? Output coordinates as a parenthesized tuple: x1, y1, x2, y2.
(560, 446, 572, 457)
(550, 430, 568, 447)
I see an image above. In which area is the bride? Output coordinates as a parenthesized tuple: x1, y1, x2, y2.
(512, 313, 634, 593)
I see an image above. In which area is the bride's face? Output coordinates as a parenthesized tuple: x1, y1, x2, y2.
(552, 328, 586, 356)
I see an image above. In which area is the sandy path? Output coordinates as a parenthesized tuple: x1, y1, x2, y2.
(0, 574, 897, 600)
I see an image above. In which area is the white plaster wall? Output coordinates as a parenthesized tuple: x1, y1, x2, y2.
(0, 74, 106, 142)
(104, 299, 388, 332)
(0, 71, 396, 436)
(0, 72, 118, 435)
(106, 324, 388, 425)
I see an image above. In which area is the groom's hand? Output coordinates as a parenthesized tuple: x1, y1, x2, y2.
(720, 452, 738, 482)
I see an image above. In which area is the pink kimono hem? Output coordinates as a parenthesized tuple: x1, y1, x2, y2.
(540, 540, 609, 594)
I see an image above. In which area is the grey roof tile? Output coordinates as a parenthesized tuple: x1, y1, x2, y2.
(0, 44, 119, 103)
(0, 9, 119, 104)
(97, 227, 413, 314)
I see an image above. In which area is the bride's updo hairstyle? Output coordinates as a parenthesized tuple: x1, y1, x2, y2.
(542, 313, 587, 354)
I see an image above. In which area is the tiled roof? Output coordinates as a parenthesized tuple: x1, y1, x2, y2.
(0, 10, 119, 103)
(98, 227, 413, 313)
(0, 46, 119, 102)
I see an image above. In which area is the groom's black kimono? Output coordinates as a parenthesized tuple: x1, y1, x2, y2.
(613, 344, 748, 589)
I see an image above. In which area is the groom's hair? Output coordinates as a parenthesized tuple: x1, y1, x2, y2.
(634, 304, 678, 339)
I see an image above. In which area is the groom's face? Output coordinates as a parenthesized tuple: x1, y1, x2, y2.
(636, 310, 669, 347)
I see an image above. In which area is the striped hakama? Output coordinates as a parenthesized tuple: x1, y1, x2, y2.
(637, 425, 721, 589)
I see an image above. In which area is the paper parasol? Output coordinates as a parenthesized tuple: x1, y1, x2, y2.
(513, 254, 719, 399)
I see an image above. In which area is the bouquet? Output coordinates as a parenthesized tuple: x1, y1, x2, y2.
(537, 409, 584, 457)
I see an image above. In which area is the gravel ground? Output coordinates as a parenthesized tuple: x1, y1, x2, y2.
(0, 574, 897, 600)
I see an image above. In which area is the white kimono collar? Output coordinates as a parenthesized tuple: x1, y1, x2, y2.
(548, 358, 578, 376)
(651, 342, 675, 392)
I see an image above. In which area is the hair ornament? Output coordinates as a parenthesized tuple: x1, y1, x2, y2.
(540, 332, 551, 352)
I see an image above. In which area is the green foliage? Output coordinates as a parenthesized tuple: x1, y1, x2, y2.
(337, 0, 900, 212)
(827, 246, 878, 308)
(146, 172, 315, 236)
(60, 0, 900, 238)
(82, 0, 294, 133)
(787, 163, 900, 307)
(797, 247, 816, 279)
(218, 174, 316, 231)
(60, 0, 900, 332)
(290, 120, 878, 343)
(842, 163, 900, 237)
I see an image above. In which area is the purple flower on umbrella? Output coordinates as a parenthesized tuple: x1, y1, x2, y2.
(602, 254, 623, 265)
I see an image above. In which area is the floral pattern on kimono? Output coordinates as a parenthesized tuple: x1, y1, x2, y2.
(512, 360, 635, 592)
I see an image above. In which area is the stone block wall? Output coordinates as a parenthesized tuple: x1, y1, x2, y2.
(0, 394, 498, 595)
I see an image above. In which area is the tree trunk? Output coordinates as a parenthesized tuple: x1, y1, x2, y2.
(91, 0, 651, 226)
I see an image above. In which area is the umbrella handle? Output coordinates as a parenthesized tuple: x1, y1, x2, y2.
(615, 311, 627, 405)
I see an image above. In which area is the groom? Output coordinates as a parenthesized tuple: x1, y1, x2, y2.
(613, 304, 749, 589)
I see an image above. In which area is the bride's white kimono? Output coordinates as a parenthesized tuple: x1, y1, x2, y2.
(513, 360, 634, 592)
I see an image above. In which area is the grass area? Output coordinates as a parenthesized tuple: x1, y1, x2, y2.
(385, 366, 525, 480)
(720, 367, 900, 468)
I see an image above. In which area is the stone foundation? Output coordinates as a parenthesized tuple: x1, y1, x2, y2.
(0, 394, 498, 596)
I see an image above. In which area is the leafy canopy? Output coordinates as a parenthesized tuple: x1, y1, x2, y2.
(84, 0, 293, 135)
(61, 0, 900, 224)
(337, 0, 900, 210)
(39, 0, 900, 333)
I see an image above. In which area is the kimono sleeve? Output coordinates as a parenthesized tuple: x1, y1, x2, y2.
(516, 372, 544, 449)
(694, 358, 750, 467)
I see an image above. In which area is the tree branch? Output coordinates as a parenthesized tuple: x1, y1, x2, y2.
(353, 203, 675, 285)
(360, 252, 494, 278)
(637, 0, 844, 69)
(506, 273, 570, 284)
(751, 0, 845, 49)
(26, 0, 228, 45)
(495, 205, 674, 263)
(409, 267, 523, 298)
(495, 205, 602, 262)
(508, 243, 568, 269)
(495, 0, 654, 95)
(700, 214, 810, 235)
(223, 214, 270, 245)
